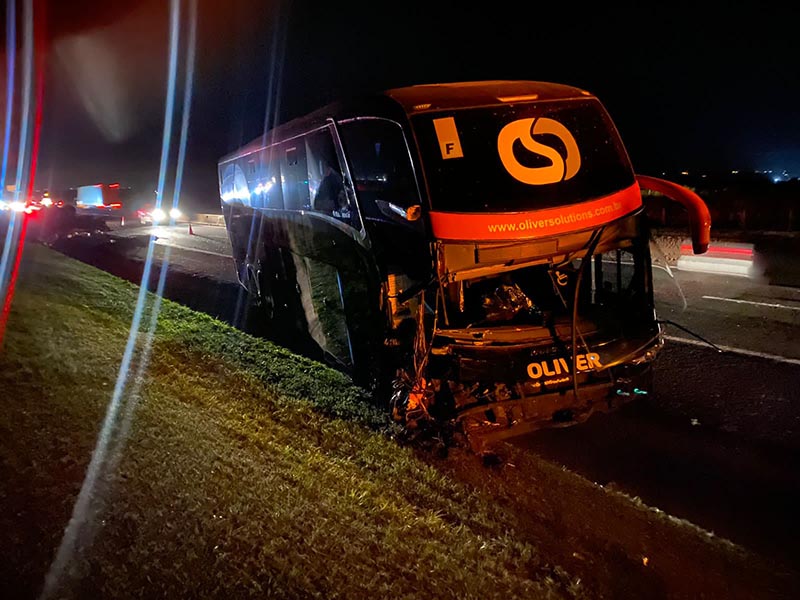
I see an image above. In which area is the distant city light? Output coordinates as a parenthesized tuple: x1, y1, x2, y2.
(731, 170, 739, 174)
(680, 171, 689, 175)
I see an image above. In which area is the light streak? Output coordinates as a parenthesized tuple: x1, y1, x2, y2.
(12, 0, 33, 205)
(235, 0, 287, 328)
(110, 0, 198, 508)
(169, 0, 196, 223)
(0, 0, 41, 349)
(40, 2, 193, 597)
(1, 0, 15, 192)
(0, 0, 26, 312)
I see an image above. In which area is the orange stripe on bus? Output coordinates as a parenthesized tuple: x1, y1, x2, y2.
(429, 183, 642, 241)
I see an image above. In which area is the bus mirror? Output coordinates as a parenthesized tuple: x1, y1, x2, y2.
(405, 205, 422, 221)
(376, 200, 422, 222)
(636, 174, 711, 254)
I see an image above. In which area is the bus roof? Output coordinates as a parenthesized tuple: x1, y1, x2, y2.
(219, 80, 594, 164)
(385, 80, 593, 114)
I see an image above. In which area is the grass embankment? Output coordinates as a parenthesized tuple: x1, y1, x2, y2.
(0, 244, 579, 599)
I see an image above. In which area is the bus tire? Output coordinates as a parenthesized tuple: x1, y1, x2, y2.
(256, 264, 277, 322)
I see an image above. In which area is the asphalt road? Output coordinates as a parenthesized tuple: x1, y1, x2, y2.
(654, 266, 800, 360)
(48, 219, 800, 574)
(518, 267, 800, 573)
(108, 221, 234, 263)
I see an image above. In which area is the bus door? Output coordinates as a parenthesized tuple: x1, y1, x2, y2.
(334, 118, 430, 283)
(277, 124, 383, 384)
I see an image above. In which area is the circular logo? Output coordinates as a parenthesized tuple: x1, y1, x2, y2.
(497, 117, 581, 185)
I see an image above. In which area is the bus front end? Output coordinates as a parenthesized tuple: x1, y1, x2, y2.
(428, 214, 660, 452)
(400, 95, 668, 452)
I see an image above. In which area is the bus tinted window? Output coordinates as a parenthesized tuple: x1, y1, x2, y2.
(305, 126, 359, 229)
(338, 119, 421, 220)
(255, 146, 283, 209)
(307, 128, 340, 213)
(411, 98, 634, 213)
(280, 141, 309, 210)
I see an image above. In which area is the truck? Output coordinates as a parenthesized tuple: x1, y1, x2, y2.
(75, 183, 124, 216)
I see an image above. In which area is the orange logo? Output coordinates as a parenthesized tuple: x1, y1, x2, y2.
(497, 118, 581, 185)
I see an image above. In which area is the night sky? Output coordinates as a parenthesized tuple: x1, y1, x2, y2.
(5, 0, 800, 211)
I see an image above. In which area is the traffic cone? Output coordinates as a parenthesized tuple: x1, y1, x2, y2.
(188, 222, 194, 235)
(120, 215, 125, 227)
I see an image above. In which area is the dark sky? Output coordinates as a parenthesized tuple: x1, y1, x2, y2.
(5, 0, 799, 211)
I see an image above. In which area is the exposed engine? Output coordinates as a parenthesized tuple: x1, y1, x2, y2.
(385, 231, 661, 453)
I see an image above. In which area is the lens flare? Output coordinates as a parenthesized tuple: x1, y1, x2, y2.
(151, 207, 166, 222)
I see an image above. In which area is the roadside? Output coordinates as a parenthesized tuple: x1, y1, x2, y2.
(2, 244, 797, 598)
(651, 227, 800, 287)
(0, 245, 579, 599)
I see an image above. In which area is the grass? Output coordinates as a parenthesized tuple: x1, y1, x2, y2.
(0, 244, 579, 599)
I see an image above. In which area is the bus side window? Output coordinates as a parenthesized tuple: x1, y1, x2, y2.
(280, 142, 309, 211)
(337, 119, 421, 222)
(257, 146, 284, 209)
(306, 126, 359, 229)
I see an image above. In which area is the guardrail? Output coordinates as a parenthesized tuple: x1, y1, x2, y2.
(181, 221, 775, 281)
(676, 241, 756, 278)
(193, 213, 226, 226)
(652, 234, 757, 278)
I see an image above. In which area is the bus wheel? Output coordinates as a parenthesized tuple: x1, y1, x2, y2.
(255, 265, 277, 322)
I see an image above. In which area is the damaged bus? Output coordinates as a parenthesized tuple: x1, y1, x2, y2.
(218, 80, 711, 452)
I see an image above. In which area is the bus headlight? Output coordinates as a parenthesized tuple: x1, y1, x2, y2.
(169, 207, 182, 220)
(151, 208, 166, 223)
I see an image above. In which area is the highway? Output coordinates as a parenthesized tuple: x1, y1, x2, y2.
(52, 219, 800, 574)
(101, 220, 800, 362)
(654, 267, 800, 361)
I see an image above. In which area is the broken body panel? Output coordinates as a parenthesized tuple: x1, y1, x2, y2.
(217, 81, 710, 452)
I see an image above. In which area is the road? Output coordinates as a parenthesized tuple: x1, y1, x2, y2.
(109, 221, 234, 262)
(653, 266, 800, 360)
(50, 219, 800, 579)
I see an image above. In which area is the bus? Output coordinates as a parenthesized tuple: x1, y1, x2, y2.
(218, 80, 710, 452)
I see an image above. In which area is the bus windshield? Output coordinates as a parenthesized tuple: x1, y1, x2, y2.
(411, 98, 635, 213)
